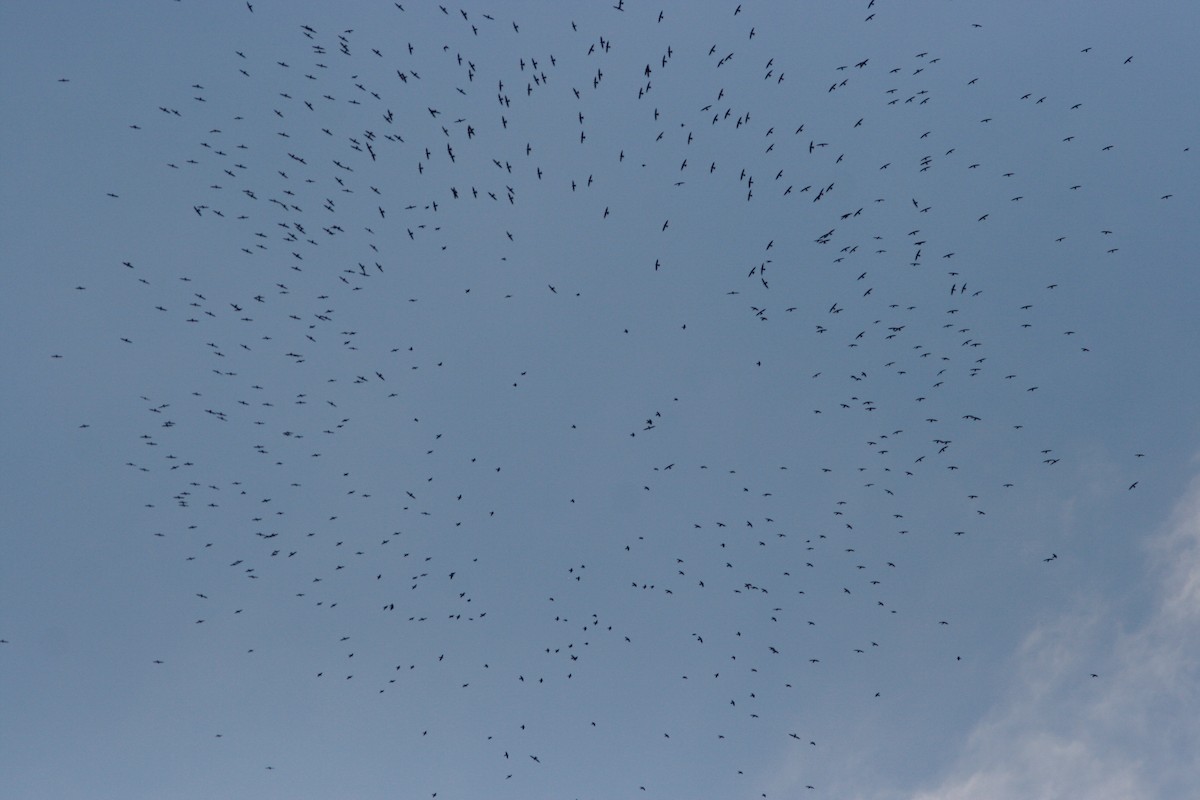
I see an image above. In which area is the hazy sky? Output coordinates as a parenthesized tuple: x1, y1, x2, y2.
(3, 2, 1199, 799)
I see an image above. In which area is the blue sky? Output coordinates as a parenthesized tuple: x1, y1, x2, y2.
(2, 2, 1198, 798)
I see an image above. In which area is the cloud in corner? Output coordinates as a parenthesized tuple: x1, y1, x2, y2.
(910, 475, 1200, 800)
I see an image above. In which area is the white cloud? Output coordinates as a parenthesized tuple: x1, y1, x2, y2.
(910, 475, 1200, 800)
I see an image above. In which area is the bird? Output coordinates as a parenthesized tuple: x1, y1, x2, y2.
(32, 7, 1188, 799)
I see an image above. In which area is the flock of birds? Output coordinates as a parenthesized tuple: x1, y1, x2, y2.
(38, 2, 1183, 797)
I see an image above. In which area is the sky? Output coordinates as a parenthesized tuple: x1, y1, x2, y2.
(2, 1, 1199, 799)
